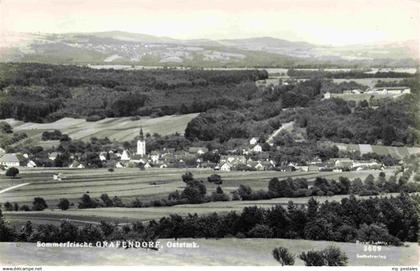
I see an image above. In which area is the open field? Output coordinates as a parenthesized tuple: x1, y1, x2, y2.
(334, 143, 420, 159)
(0, 239, 417, 266)
(3, 192, 407, 226)
(2, 113, 198, 146)
(0, 167, 395, 207)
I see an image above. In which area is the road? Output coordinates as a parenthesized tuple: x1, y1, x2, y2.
(267, 121, 294, 144)
(0, 183, 30, 194)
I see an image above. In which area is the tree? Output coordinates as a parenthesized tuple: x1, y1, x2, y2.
(268, 177, 281, 196)
(182, 172, 194, 184)
(78, 194, 97, 209)
(32, 197, 48, 211)
(100, 193, 113, 207)
(5, 167, 19, 179)
(181, 181, 206, 204)
(382, 125, 396, 145)
(3, 202, 13, 211)
(58, 198, 70, 210)
(0, 209, 16, 241)
(207, 174, 222, 185)
(272, 247, 295, 266)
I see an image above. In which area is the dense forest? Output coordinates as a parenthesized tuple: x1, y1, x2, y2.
(0, 63, 268, 122)
(1, 194, 418, 245)
(1, 63, 418, 147)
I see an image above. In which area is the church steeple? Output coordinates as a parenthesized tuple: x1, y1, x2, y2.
(137, 128, 146, 156)
(139, 127, 144, 140)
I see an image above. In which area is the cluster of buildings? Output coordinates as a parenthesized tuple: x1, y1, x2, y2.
(0, 129, 385, 174)
(324, 86, 411, 99)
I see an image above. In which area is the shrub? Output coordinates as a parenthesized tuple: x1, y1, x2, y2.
(5, 167, 19, 179)
(299, 250, 325, 266)
(19, 205, 30, 211)
(299, 246, 348, 266)
(323, 245, 348, 266)
(247, 224, 273, 238)
(58, 198, 70, 210)
(272, 247, 295, 266)
(32, 197, 48, 211)
(3, 202, 13, 211)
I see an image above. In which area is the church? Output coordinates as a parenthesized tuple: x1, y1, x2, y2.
(136, 128, 146, 156)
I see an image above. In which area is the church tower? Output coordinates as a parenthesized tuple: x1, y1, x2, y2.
(137, 128, 146, 156)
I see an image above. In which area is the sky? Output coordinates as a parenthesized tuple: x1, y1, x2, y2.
(0, 0, 419, 45)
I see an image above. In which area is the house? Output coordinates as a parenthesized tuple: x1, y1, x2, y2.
(69, 161, 85, 169)
(249, 137, 259, 146)
(99, 152, 108, 161)
(48, 152, 59, 161)
(26, 160, 37, 168)
(323, 92, 331, 99)
(188, 147, 209, 155)
(0, 153, 21, 167)
(220, 162, 232, 171)
(120, 150, 131, 161)
(252, 144, 263, 153)
(254, 162, 265, 171)
(220, 155, 247, 166)
(333, 158, 354, 169)
(352, 160, 382, 170)
(0, 148, 5, 157)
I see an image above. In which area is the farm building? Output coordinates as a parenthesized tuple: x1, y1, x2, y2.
(366, 86, 411, 95)
(0, 153, 22, 167)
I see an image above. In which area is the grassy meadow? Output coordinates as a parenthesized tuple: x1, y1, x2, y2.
(0, 239, 417, 266)
(0, 167, 395, 206)
(3, 113, 198, 146)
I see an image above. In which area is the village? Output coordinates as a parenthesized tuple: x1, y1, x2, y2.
(0, 126, 388, 179)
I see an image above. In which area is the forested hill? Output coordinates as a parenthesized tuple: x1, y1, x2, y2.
(0, 63, 268, 122)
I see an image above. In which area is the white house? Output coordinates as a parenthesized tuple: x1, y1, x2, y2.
(26, 160, 37, 168)
(252, 144, 263, 153)
(323, 92, 331, 99)
(99, 152, 107, 161)
(0, 153, 21, 167)
(255, 162, 265, 171)
(120, 150, 131, 161)
(249, 137, 259, 146)
(220, 162, 232, 172)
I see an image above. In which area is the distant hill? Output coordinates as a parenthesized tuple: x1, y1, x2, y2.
(0, 31, 418, 67)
